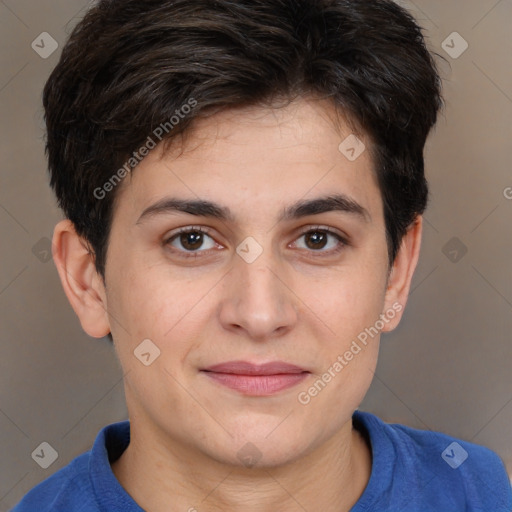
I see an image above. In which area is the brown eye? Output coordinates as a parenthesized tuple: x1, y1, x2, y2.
(294, 227, 347, 256)
(304, 231, 329, 250)
(165, 227, 216, 256)
(178, 231, 204, 251)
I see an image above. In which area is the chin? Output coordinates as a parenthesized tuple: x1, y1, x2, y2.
(210, 428, 312, 469)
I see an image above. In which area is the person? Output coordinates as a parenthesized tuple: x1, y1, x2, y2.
(12, 0, 512, 511)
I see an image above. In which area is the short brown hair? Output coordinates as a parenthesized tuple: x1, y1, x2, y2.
(43, 0, 444, 281)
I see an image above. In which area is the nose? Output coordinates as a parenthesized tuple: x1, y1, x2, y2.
(217, 247, 299, 341)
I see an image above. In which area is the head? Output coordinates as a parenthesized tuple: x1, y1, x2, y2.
(47, 0, 443, 469)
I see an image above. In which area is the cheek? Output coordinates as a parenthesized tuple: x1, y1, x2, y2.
(107, 258, 213, 362)
(313, 261, 388, 344)
(296, 270, 385, 424)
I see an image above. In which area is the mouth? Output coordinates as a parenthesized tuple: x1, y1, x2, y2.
(200, 360, 310, 396)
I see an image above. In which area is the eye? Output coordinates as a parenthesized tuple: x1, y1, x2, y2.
(164, 226, 217, 257)
(293, 226, 347, 256)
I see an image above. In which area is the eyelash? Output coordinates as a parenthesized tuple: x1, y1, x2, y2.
(163, 225, 349, 259)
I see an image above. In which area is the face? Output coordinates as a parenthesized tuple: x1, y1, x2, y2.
(67, 97, 415, 468)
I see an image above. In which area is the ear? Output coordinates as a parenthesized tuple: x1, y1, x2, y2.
(381, 215, 423, 332)
(52, 219, 111, 338)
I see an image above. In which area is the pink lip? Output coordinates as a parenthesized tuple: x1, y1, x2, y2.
(203, 360, 307, 375)
(201, 360, 309, 396)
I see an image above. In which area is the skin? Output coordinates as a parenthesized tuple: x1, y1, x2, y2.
(52, 97, 422, 512)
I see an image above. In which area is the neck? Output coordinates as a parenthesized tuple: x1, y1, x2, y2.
(111, 415, 372, 512)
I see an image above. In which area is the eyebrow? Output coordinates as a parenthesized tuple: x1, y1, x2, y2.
(136, 193, 371, 225)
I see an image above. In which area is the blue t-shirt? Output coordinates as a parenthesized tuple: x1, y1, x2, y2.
(11, 410, 512, 511)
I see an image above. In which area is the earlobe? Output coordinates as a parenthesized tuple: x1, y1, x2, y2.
(52, 219, 111, 338)
(381, 216, 423, 332)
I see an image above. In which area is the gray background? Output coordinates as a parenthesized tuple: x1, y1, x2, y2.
(1, 0, 511, 509)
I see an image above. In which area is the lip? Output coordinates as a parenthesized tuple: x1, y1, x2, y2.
(203, 360, 307, 375)
(201, 360, 310, 396)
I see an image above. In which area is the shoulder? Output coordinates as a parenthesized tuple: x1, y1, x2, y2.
(354, 410, 512, 511)
(10, 452, 95, 512)
(11, 420, 131, 512)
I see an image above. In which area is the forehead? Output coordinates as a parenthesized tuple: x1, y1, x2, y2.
(112, 98, 381, 225)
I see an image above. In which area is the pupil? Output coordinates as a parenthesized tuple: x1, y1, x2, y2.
(182, 232, 203, 250)
(307, 231, 326, 250)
